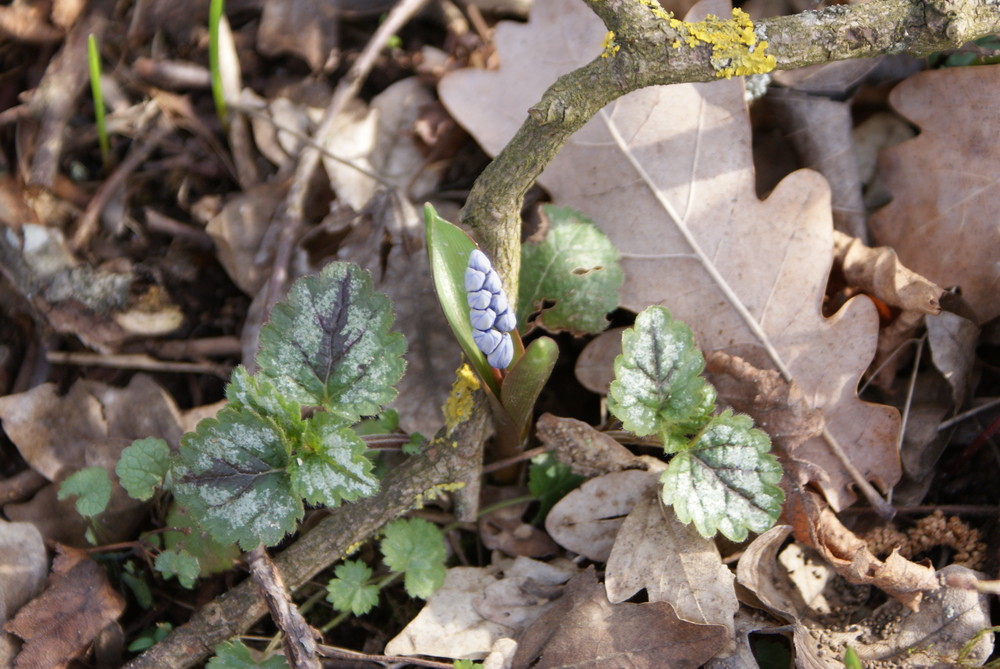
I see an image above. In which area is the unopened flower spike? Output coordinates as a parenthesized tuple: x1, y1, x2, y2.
(466, 249, 517, 369)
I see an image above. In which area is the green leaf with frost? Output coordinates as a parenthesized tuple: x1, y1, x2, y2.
(518, 205, 622, 334)
(170, 406, 302, 550)
(155, 547, 201, 589)
(380, 517, 446, 599)
(58, 466, 111, 517)
(255, 262, 406, 422)
(207, 639, 289, 669)
(116, 437, 170, 501)
(226, 366, 304, 441)
(163, 503, 240, 576)
(660, 410, 784, 542)
(326, 560, 380, 615)
(288, 413, 377, 508)
(607, 306, 716, 450)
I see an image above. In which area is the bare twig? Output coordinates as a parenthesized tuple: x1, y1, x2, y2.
(246, 546, 320, 669)
(261, 0, 431, 317)
(70, 120, 171, 251)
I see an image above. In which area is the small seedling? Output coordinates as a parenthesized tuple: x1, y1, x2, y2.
(87, 34, 110, 167)
(208, 0, 227, 123)
(608, 306, 784, 541)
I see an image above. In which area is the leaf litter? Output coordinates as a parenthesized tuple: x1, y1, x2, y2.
(0, 0, 998, 666)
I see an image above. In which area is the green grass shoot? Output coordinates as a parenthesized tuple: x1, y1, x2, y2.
(208, 0, 227, 123)
(87, 34, 110, 167)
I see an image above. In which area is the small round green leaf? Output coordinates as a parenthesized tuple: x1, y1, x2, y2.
(380, 517, 446, 599)
(116, 437, 170, 501)
(256, 262, 406, 422)
(326, 560, 380, 616)
(518, 205, 622, 334)
(170, 407, 302, 550)
(660, 410, 784, 542)
(155, 547, 201, 589)
(57, 466, 111, 518)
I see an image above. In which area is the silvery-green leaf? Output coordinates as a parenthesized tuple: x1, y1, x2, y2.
(288, 413, 377, 508)
(171, 407, 302, 550)
(607, 306, 716, 446)
(225, 366, 304, 441)
(518, 205, 623, 334)
(256, 262, 406, 422)
(660, 410, 783, 542)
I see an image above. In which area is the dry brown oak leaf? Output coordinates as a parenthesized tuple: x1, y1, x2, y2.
(440, 0, 899, 510)
(870, 64, 1000, 324)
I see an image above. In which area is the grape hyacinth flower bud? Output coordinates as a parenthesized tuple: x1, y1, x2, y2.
(466, 249, 517, 369)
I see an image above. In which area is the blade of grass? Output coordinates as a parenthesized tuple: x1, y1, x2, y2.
(208, 0, 226, 123)
(87, 34, 109, 167)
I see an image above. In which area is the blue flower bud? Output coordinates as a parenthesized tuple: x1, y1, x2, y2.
(482, 271, 502, 294)
(473, 328, 502, 355)
(468, 249, 492, 273)
(467, 249, 517, 370)
(494, 310, 517, 333)
(487, 333, 513, 369)
(490, 291, 508, 316)
(470, 307, 496, 331)
(464, 268, 487, 292)
(467, 289, 491, 310)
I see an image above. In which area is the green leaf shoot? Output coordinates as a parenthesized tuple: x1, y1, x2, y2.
(116, 437, 170, 501)
(424, 203, 500, 395)
(208, 0, 227, 123)
(660, 410, 784, 542)
(207, 639, 289, 669)
(607, 306, 716, 450)
(87, 34, 110, 167)
(255, 262, 406, 422)
(500, 335, 557, 441)
(380, 517, 446, 599)
(58, 466, 111, 518)
(170, 407, 302, 550)
(155, 547, 201, 589)
(127, 622, 172, 652)
(518, 205, 622, 334)
(288, 412, 378, 508)
(326, 560, 380, 616)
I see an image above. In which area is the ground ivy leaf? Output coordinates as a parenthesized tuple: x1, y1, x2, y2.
(155, 547, 201, 589)
(607, 306, 716, 449)
(380, 517, 446, 599)
(57, 466, 111, 517)
(660, 410, 784, 542)
(256, 262, 406, 422)
(326, 560, 380, 616)
(207, 639, 289, 669)
(116, 437, 170, 501)
(226, 366, 305, 441)
(518, 205, 622, 334)
(170, 407, 302, 550)
(288, 413, 378, 508)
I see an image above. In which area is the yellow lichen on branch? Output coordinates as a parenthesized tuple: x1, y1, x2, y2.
(600, 30, 621, 58)
(443, 364, 480, 435)
(667, 8, 776, 78)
